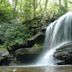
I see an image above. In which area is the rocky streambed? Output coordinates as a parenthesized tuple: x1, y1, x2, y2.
(0, 47, 42, 66)
(1, 41, 72, 66)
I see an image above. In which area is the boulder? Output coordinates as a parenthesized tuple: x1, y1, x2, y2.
(14, 48, 41, 64)
(53, 42, 72, 65)
(0, 51, 11, 66)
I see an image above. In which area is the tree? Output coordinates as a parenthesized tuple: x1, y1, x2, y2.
(12, 0, 17, 18)
(63, 0, 68, 12)
(33, 0, 36, 18)
(45, 0, 48, 11)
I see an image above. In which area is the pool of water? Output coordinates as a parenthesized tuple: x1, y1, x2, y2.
(0, 65, 72, 72)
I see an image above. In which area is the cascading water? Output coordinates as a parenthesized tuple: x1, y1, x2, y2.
(36, 12, 72, 65)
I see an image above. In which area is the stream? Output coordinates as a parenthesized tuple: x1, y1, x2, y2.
(0, 65, 72, 72)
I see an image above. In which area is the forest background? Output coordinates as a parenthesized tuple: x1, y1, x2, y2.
(0, 0, 71, 52)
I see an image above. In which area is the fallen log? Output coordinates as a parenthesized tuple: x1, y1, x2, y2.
(7, 32, 45, 54)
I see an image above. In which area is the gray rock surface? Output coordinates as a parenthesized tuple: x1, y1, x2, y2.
(53, 42, 72, 64)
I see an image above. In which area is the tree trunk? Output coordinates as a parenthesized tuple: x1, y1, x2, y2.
(63, 0, 68, 12)
(45, 0, 48, 11)
(33, 0, 36, 18)
(12, 0, 17, 18)
(39, 0, 42, 15)
(20, 0, 22, 12)
(58, 0, 62, 15)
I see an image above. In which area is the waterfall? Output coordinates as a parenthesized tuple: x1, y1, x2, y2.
(36, 12, 72, 65)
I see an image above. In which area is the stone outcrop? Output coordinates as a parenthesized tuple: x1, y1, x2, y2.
(53, 42, 72, 65)
(0, 51, 11, 66)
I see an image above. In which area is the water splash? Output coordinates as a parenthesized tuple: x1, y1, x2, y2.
(36, 12, 72, 65)
(37, 41, 71, 65)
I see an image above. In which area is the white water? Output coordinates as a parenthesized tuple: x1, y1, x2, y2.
(36, 12, 72, 65)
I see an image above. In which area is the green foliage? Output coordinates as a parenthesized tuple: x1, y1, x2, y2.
(0, 0, 72, 50)
(3, 23, 32, 47)
(0, 21, 33, 48)
(0, 0, 13, 22)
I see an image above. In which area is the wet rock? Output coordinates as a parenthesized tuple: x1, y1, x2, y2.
(0, 56, 11, 66)
(16, 54, 39, 64)
(53, 43, 72, 65)
(0, 51, 11, 66)
(14, 48, 41, 64)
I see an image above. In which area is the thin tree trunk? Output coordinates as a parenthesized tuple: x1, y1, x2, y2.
(24, 0, 28, 20)
(59, 0, 61, 8)
(12, 0, 17, 18)
(63, 0, 68, 12)
(33, 0, 36, 18)
(20, 0, 22, 12)
(59, 0, 62, 15)
(39, 0, 42, 15)
(45, 0, 48, 11)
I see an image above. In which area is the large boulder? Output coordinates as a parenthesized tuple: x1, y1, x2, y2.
(0, 51, 11, 66)
(53, 42, 72, 65)
(14, 47, 42, 64)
